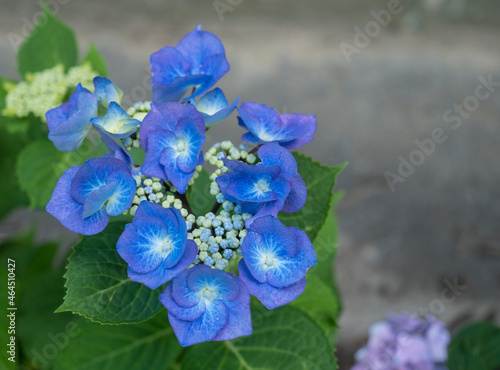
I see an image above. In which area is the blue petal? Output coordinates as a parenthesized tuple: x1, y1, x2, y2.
(46, 166, 109, 235)
(46, 84, 97, 152)
(159, 283, 206, 321)
(153, 75, 209, 103)
(278, 113, 316, 148)
(98, 129, 134, 168)
(81, 180, 117, 218)
(91, 102, 139, 139)
(168, 300, 228, 346)
(244, 197, 285, 229)
(175, 117, 206, 173)
(127, 240, 197, 289)
(258, 143, 297, 179)
(200, 95, 239, 126)
(159, 147, 195, 194)
(93, 77, 123, 108)
(141, 129, 177, 180)
(212, 275, 252, 341)
(117, 216, 169, 274)
(238, 261, 306, 310)
(226, 177, 278, 203)
(196, 89, 239, 127)
(70, 157, 133, 204)
(103, 168, 137, 216)
(135, 202, 181, 236)
(186, 265, 239, 302)
(282, 173, 307, 213)
(238, 102, 282, 142)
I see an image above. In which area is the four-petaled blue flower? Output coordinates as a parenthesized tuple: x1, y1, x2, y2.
(238, 102, 316, 149)
(150, 25, 229, 103)
(91, 102, 140, 139)
(216, 142, 306, 226)
(46, 157, 136, 235)
(46, 84, 97, 152)
(140, 102, 206, 194)
(93, 76, 123, 109)
(159, 265, 252, 346)
(192, 88, 239, 127)
(117, 202, 198, 289)
(238, 216, 316, 309)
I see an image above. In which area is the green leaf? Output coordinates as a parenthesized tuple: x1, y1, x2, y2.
(53, 311, 181, 370)
(17, 271, 78, 370)
(448, 322, 500, 370)
(278, 154, 345, 242)
(0, 268, 16, 370)
(16, 137, 107, 209)
(57, 222, 166, 324)
(188, 169, 216, 217)
(290, 274, 340, 344)
(17, 5, 78, 78)
(0, 77, 15, 113)
(183, 304, 337, 370)
(82, 43, 107, 77)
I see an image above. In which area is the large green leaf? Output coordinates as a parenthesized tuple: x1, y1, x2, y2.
(53, 311, 181, 370)
(16, 138, 107, 209)
(17, 5, 78, 78)
(183, 304, 337, 370)
(57, 222, 165, 324)
(279, 154, 345, 242)
(290, 274, 340, 344)
(448, 322, 500, 370)
(82, 43, 107, 77)
(188, 168, 216, 217)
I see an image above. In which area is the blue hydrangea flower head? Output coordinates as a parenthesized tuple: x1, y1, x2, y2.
(159, 265, 252, 346)
(46, 84, 97, 152)
(192, 88, 239, 127)
(238, 102, 316, 149)
(216, 142, 306, 226)
(140, 102, 206, 193)
(117, 202, 198, 289)
(46, 157, 136, 235)
(93, 76, 123, 108)
(150, 25, 230, 103)
(90, 102, 140, 139)
(237, 215, 316, 309)
(352, 313, 450, 370)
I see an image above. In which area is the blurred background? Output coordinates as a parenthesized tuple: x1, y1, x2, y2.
(1, 0, 499, 367)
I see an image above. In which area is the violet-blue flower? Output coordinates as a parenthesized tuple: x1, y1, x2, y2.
(238, 102, 316, 149)
(159, 265, 252, 346)
(140, 102, 206, 194)
(352, 313, 450, 370)
(192, 88, 239, 127)
(150, 25, 229, 103)
(117, 202, 198, 289)
(46, 83, 97, 152)
(237, 215, 316, 309)
(46, 157, 136, 235)
(215, 142, 306, 227)
(90, 102, 140, 139)
(93, 76, 123, 108)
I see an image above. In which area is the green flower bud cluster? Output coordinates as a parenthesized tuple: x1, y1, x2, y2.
(125, 173, 169, 216)
(3, 64, 97, 121)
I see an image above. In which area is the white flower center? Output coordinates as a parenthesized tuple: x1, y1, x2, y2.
(201, 287, 216, 301)
(255, 179, 270, 193)
(176, 140, 187, 152)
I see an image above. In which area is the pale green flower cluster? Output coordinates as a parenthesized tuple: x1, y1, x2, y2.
(3, 64, 98, 122)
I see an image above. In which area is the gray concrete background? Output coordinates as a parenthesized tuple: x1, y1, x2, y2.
(1, 0, 500, 368)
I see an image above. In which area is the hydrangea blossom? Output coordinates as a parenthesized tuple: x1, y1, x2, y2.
(191, 88, 239, 127)
(238, 102, 316, 149)
(159, 265, 252, 346)
(117, 202, 198, 289)
(46, 157, 136, 235)
(90, 102, 140, 139)
(150, 25, 229, 103)
(140, 102, 206, 193)
(352, 313, 451, 370)
(43, 26, 326, 348)
(238, 216, 316, 309)
(46, 84, 97, 152)
(216, 142, 306, 226)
